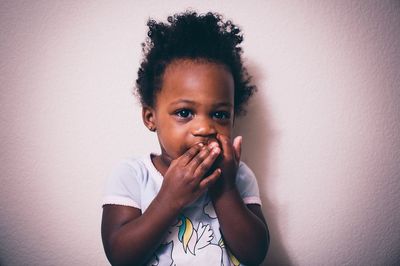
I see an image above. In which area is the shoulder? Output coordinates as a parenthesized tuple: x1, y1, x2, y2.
(236, 161, 262, 205)
(102, 155, 153, 208)
(110, 155, 150, 180)
(120, 155, 149, 172)
(104, 155, 153, 195)
(237, 161, 256, 181)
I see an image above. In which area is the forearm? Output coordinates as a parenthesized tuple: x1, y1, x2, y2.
(211, 188, 269, 265)
(107, 194, 180, 265)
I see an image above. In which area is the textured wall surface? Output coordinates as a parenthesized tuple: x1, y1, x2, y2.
(1, 1, 399, 265)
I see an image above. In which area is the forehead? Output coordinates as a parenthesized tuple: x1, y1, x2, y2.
(156, 59, 234, 106)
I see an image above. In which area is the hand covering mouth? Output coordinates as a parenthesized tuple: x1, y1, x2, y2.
(194, 138, 220, 148)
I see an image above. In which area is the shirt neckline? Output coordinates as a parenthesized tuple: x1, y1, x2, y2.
(143, 153, 164, 186)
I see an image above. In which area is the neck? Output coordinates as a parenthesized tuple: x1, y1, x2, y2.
(151, 154, 171, 176)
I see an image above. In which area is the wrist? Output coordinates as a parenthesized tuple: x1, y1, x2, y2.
(155, 189, 183, 215)
(209, 181, 237, 200)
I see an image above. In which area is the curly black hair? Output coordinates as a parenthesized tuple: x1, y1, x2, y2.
(135, 11, 256, 116)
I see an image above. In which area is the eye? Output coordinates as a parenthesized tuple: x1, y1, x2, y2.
(213, 111, 231, 120)
(175, 109, 193, 118)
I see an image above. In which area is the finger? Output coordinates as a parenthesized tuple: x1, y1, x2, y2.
(186, 145, 212, 171)
(193, 146, 221, 178)
(199, 168, 221, 190)
(216, 134, 233, 159)
(233, 136, 242, 161)
(178, 143, 204, 166)
(207, 138, 220, 149)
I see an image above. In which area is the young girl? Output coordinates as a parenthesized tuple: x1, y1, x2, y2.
(102, 11, 269, 265)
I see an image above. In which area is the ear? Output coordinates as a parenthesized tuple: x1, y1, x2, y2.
(142, 106, 156, 132)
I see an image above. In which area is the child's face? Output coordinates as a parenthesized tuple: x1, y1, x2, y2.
(144, 60, 234, 164)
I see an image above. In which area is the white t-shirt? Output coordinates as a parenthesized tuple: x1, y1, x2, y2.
(103, 154, 261, 266)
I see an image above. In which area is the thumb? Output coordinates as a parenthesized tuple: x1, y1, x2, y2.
(233, 136, 242, 162)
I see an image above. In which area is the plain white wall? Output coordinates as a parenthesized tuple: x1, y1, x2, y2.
(1, 1, 399, 265)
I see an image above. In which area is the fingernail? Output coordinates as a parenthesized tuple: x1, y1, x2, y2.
(213, 147, 220, 154)
(209, 143, 217, 148)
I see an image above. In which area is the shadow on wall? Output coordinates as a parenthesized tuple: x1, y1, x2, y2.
(234, 61, 292, 266)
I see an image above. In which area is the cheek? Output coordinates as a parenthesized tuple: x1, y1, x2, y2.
(157, 126, 189, 155)
(218, 125, 233, 138)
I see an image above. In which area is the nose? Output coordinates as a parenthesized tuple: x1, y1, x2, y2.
(191, 116, 217, 138)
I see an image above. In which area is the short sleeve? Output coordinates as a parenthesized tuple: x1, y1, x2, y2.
(102, 160, 141, 208)
(236, 161, 262, 206)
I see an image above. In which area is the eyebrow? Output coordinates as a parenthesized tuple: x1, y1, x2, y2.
(170, 99, 233, 107)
